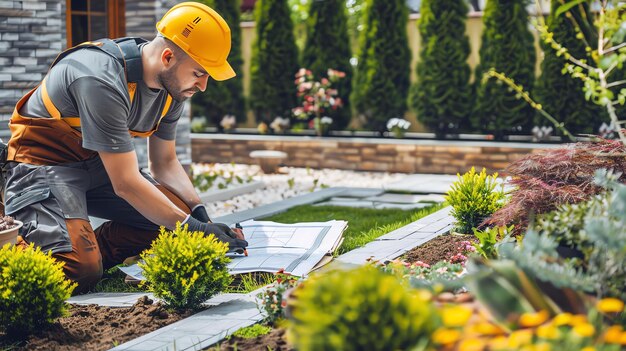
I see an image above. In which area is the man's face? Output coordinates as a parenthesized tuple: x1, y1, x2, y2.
(158, 53, 209, 102)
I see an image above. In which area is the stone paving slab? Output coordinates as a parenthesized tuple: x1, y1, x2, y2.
(336, 188, 385, 198)
(67, 292, 154, 307)
(374, 203, 433, 210)
(384, 174, 458, 194)
(364, 193, 437, 204)
(313, 200, 377, 208)
(67, 291, 246, 308)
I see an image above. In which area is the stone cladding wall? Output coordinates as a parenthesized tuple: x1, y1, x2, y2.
(0, 0, 64, 123)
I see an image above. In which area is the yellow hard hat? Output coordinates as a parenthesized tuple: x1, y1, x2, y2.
(156, 2, 235, 81)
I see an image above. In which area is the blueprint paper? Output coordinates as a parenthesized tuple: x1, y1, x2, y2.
(119, 219, 347, 280)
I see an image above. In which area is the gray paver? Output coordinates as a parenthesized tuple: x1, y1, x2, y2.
(67, 292, 153, 307)
(384, 174, 458, 194)
(374, 202, 432, 210)
(364, 193, 433, 204)
(313, 200, 377, 208)
(336, 187, 385, 198)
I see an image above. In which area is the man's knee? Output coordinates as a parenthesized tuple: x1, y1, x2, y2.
(58, 257, 103, 293)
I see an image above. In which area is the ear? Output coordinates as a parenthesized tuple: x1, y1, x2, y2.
(160, 48, 175, 68)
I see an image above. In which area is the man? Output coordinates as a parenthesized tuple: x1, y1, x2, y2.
(2, 2, 248, 292)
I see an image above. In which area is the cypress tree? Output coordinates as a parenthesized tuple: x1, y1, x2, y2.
(409, 0, 472, 136)
(191, 0, 245, 130)
(351, 0, 412, 133)
(249, 0, 300, 124)
(472, 0, 536, 138)
(535, 1, 604, 135)
(301, 0, 353, 130)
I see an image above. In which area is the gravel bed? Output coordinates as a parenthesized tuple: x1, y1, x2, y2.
(193, 163, 406, 218)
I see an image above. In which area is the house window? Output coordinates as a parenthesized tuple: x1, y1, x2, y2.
(66, 0, 125, 47)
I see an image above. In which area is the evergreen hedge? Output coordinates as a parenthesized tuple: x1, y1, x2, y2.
(302, 0, 353, 130)
(351, 0, 412, 133)
(410, 0, 472, 136)
(472, 0, 536, 138)
(191, 0, 245, 130)
(249, 0, 299, 124)
(535, 0, 604, 135)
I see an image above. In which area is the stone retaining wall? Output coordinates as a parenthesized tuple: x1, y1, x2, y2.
(192, 134, 557, 174)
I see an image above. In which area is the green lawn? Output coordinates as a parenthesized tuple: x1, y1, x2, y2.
(262, 203, 444, 255)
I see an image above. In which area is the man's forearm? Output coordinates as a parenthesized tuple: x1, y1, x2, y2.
(150, 158, 202, 209)
(116, 175, 189, 229)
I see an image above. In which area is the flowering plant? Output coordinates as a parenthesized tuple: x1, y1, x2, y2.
(292, 68, 345, 136)
(257, 122, 269, 134)
(386, 117, 411, 138)
(219, 114, 236, 132)
(270, 116, 290, 134)
(257, 269, 300, 324)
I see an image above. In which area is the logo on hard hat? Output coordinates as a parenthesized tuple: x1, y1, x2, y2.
(182, 17, 202, 38)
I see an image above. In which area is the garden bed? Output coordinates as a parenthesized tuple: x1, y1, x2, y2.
(0, 296, 196, 351)
(204, 231, 470, 350)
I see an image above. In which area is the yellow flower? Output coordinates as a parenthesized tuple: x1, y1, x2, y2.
(552, 313, 573, 326)
(520, 345, 552, 351)
(573, 323, 596, 338)
(432, 328, 461, 345)
(619, 331, 626, 345)
(442, 305, 473, 327)
(519, 310, 549, 327)
(597, 298, 625, 313)
(470, 322, 506, 336)
(533, 342, 552, 351)
(536, 324, 560, 340)
(458, 337, 485, 351)
(581, 347, 595, 351)
(603, 325, 622, 344)
(570, 314, 588, 327)
(487, 336, 509, 350)
(508, 329, 533, 348)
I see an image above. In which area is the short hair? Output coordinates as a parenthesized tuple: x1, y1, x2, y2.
(156, 35, 189, 63)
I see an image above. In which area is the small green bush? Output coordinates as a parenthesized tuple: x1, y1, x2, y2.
(288, 266, 439, 351)
(139, 223, 232, 310)
(446, 167, 506, 233)
(0, 244, 76, 335)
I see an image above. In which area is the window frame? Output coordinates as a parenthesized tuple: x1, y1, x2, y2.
(65, 0, 125, 48)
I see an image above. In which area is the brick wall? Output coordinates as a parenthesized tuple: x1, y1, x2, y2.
(192, 135, 557, 174)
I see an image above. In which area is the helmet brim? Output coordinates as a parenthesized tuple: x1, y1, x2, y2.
(202, 60, 236, 81)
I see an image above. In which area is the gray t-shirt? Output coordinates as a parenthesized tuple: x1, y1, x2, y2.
(19, 45, 183, 153)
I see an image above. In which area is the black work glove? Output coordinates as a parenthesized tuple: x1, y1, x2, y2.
(184, 216, 249, 253)
(191, 204, 211, 223)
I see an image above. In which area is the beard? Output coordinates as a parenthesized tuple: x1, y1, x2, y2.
(157, 65, 198, 102)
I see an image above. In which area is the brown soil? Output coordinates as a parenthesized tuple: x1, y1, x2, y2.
(403, 233, 477, 265)
(0, 296, 196, 351)
(210, 328, 292, 351)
